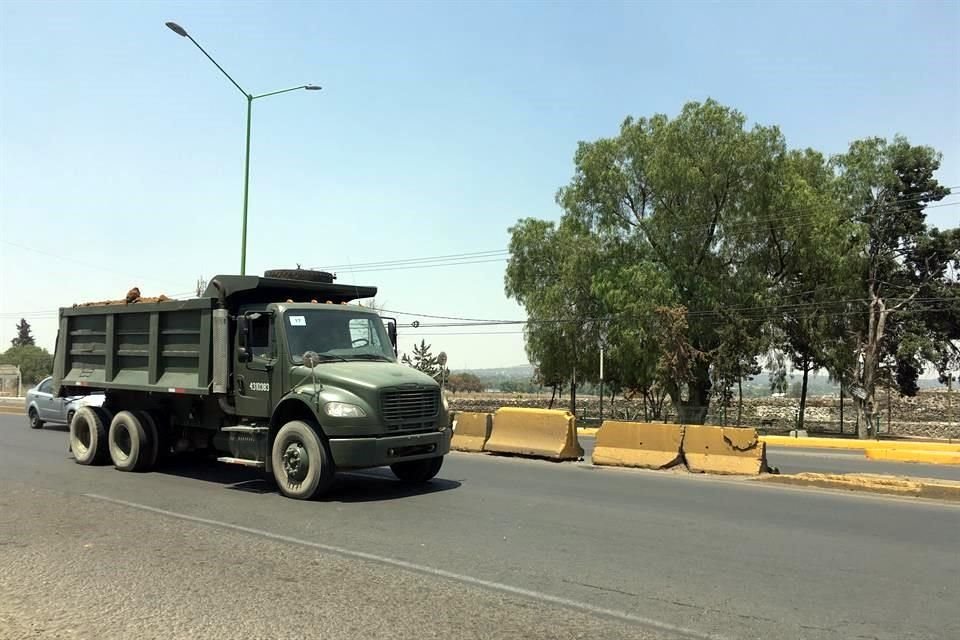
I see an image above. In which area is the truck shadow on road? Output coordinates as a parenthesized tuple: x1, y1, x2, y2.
(155, 455, 462, 503)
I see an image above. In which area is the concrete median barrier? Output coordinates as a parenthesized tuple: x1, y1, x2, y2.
(451, 412, 492, 453)
(864, 448, 960, 465)
(485, 408, 583, 461)
(592, 421, 684, 469)
(683, 425, 768, 475)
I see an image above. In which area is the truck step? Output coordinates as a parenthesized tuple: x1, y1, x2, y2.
(216, 456, 266, 469)
(221, 425, 270, 434)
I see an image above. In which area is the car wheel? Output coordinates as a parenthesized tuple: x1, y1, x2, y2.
(271, 421, 335, 500)
(390, 456, 444, 483)
(28, 407, 44, 429)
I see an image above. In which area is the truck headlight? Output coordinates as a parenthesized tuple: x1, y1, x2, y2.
(324, 402, 367, 418)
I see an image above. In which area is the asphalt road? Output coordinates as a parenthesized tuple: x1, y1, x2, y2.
(2, 414, 958, 640)
(578, 436, 960, 480)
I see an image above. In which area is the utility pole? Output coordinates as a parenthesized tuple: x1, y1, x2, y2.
(598, 346, 604, 422)
(886, 384, 892, 438)
(839, 383, 844, 435)
(948, 373, 955, 440)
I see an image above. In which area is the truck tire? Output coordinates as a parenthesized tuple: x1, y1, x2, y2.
(70, 406, 109, 465)
(28, 407, 44, 429)
(271, 421, 335, 500)
(263, 268, 334, 283)
(134, 410, 160, 471)
(390, 456, 444, 483)
(108, 411, 152, 472)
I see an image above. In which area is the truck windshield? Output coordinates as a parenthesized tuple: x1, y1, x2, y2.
(284, 309, 395, 364)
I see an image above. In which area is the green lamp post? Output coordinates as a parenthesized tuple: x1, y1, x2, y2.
(166, 21, 321, 275)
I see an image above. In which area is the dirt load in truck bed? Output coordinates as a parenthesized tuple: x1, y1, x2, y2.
(73, 287, 172, 307)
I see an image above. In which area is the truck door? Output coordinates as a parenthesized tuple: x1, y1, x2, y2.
(234, 313, 275, 419)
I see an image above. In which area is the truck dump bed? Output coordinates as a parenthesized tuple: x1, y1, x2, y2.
(55, 297, 218, 395)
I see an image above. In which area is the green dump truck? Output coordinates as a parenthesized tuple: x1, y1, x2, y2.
(54, 270, 450, 499)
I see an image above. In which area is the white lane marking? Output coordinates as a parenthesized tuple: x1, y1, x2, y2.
(85, 493, 726, 640)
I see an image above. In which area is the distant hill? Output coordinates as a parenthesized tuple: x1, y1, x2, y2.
(452, 364, 534, 381)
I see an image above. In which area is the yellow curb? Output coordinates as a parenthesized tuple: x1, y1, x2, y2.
(756, 472, 960, 501)
(577, 428, 599, 437)
(0, 408, 25, 415)
(865, 448, 960, 465)
(761, 435, 960, 453)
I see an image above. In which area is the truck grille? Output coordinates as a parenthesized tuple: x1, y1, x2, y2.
(381, 388, 440, 425)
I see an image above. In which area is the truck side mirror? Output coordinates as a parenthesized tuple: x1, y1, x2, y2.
(237, 316, 251, 363)
(386, 320, 398, 355)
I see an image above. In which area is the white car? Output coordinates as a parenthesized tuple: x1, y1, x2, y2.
(25, 376, 105, 429)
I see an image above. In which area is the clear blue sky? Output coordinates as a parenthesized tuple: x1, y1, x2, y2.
(1, 0, 958, 369)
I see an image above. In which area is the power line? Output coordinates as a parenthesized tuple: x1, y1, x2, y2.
(1, 240, 186, 290)
(321, 190, 960, 276)
(403, 331, 525, 337)
(398, 298, 960, 329)
(337, 257, 507, 275)
(315, 249, 508, 271)
(294, 189, 955, 276)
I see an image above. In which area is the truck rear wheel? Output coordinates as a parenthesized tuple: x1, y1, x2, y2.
(134, 410, 160, 471)
(390, 456, 444, 483)
(271, 421, 335, 500)
(108, 411, 153, 472)
(70, 406, 109, 465)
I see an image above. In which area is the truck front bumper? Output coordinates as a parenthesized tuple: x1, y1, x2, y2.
(329, 429, 451, 469)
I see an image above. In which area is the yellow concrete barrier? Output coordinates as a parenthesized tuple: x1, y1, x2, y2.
(683, 426, 768, 475)
(592, 421, 684, 470)
(761, 435, 960, 452)
(865, 448, 960, 465)
(451, 412, 492, 453)
(485, 408, 583, 461)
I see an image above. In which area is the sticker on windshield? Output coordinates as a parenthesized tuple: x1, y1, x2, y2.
(288, 315, 306, 326)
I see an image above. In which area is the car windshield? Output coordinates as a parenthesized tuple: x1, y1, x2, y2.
(284, 309, 395, 364)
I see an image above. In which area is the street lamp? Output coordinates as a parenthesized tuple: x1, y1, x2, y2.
(165, 21, 321, 275)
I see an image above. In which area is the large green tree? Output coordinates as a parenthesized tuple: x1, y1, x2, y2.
(552, 100, 793, 422)
(761, 149, 852, 430)
(505, 217, 604, 414)
(0, 345, 53, 386)
(830, 136, 958, 438)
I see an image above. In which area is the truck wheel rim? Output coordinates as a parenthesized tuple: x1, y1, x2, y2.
(115, 425, 132, 460)
(282, 442, 309, 482)
(75, 421, 91, 453)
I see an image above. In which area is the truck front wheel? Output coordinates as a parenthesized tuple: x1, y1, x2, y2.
(271, 421, 335, 500)
(390, 456, 444, 483)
